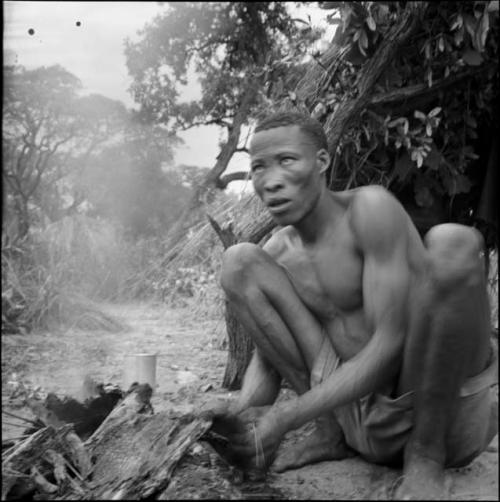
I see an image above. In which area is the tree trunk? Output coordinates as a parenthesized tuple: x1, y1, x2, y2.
(322, 2, 428, 161)
(207, 212, 276, 390)
(162, 83, 258, 262)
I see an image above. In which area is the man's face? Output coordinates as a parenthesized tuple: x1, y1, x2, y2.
(249, 125, 329, 226)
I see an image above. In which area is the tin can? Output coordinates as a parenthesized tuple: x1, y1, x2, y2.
(123, 353, 157, 391)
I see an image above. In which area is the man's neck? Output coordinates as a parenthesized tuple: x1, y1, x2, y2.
(294, 189, 341, 246)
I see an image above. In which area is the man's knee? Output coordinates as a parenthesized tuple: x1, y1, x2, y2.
(424, 224, 485, 288)
(220, 243, 265, 297)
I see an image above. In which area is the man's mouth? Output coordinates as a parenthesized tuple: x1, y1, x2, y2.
(266, 198, 292, 213)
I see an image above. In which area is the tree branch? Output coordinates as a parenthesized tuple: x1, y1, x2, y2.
(215, 171, 249, 189)
(175, 118, 233, 131)
(323, 2, 429, 157)
(206, 214, 238, 249)
(369, 65, 494, 109)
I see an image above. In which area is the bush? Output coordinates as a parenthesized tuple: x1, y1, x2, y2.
(1, 215, 129, 334)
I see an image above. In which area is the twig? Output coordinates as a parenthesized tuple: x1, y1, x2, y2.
(3, 468, 31, 478)
(2, 409, 40, 426)
(2, 420, 32, 430)
(3, 436, 29, 443)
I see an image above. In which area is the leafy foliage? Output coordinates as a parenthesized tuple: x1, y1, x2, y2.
(3, 65, 128, 240)
(77, 119, 190, 239)
(306, 1, 498, 244)
(125, 2, 315, 129)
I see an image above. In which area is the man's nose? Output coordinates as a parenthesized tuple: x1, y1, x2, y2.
(263, 176, 285, 193)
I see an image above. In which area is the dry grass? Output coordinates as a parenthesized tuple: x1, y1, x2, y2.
(2, 215, 130, 334)
(122, 191, 271, 309)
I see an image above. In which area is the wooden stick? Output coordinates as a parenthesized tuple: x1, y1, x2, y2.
(2, 420, 31, 429)
(2, 410, 40, 426)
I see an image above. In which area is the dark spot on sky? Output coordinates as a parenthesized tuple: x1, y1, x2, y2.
(28, 28, 35, 35)
(76, 21, 81, 27)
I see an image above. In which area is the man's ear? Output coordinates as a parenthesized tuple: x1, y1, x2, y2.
(316, 149, 331, 174)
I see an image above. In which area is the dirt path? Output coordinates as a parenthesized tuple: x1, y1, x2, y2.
(2, 301, 498, 500)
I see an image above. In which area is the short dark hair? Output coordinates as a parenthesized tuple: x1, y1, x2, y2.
(254, 111, 328, 151)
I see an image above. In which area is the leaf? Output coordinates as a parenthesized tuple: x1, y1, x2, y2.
(454, 174, 474, 194)
(403, 119, 409, 135)
(393, 151, 413, 182)
(426, 67, 433, 87)
(424, 144, 442, 171)
(454, 26, 464, 46)
(425, 41, 431, 59)
(462, 49, 483, 66)
(387, 117, 406, 128)
(416, 151, 424, 168)
(464, 14, 477, 38)
(414, 110, 427, 121)
(366, 16, 376, 31)
(488, 1, 499, 12)
(450, 14, 463, 31)
(415, 185, 434, 208)
(438, 36, 445, 52)
(428, 107, 441, 118)
(426, 123, 433, 136)
(479, 10, 490, 49)
(359, 28, 369, 49)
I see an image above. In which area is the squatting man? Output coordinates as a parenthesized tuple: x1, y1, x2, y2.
(202, 111, 497, 500)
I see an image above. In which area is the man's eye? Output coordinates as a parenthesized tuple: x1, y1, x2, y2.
(281, 157, 294, 165)
(251, 164, 263, 172)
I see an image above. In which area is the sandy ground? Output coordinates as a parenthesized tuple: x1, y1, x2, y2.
(2, 301, 498, 500)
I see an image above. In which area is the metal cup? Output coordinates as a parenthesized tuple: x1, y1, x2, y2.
(123, 353, 157, 391)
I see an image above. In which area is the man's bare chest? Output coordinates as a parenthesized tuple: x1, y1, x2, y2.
(278, 242, 364, 321)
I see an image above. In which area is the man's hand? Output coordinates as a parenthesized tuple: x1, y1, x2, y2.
(204, 404, 286, 475)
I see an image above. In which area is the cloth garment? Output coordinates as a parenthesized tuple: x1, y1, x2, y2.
(332, 344, 498, 467)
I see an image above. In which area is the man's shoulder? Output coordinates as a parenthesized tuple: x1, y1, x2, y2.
(351, 185, 398, 209)
(262, 226, 296, 260)
(348, 185, 410, 248)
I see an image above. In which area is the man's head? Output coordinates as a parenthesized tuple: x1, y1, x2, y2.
(249, 111, 330, 226)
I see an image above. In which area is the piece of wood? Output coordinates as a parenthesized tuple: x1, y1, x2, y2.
(83, 411, 213, 500)
(2, 424, 88, 500)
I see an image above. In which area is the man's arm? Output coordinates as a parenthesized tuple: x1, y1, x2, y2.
(275, 187, 412, 431)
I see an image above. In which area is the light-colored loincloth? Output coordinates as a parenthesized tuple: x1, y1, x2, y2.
(331, 344, 498, 467)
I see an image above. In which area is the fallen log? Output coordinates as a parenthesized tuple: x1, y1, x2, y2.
(2, 424, 90, 500)
(3, 381, 284, 500)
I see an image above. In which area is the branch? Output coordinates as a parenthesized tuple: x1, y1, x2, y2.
(175, 118, 233, 131)
(206, 214, 238, 249)
(323, 2, 429, 157)
(369, 65, 494, 108)
(215, 171, 249, 189)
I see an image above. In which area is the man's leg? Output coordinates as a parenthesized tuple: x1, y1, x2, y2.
(396, 224, 492, 499)
(221, 243, 353, 470)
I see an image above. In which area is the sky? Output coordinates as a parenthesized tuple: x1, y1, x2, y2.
(3, 1, 334, 193)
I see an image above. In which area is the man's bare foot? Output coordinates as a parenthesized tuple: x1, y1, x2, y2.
(394, 457, 451, 500)
(271, 416, 355, 472)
